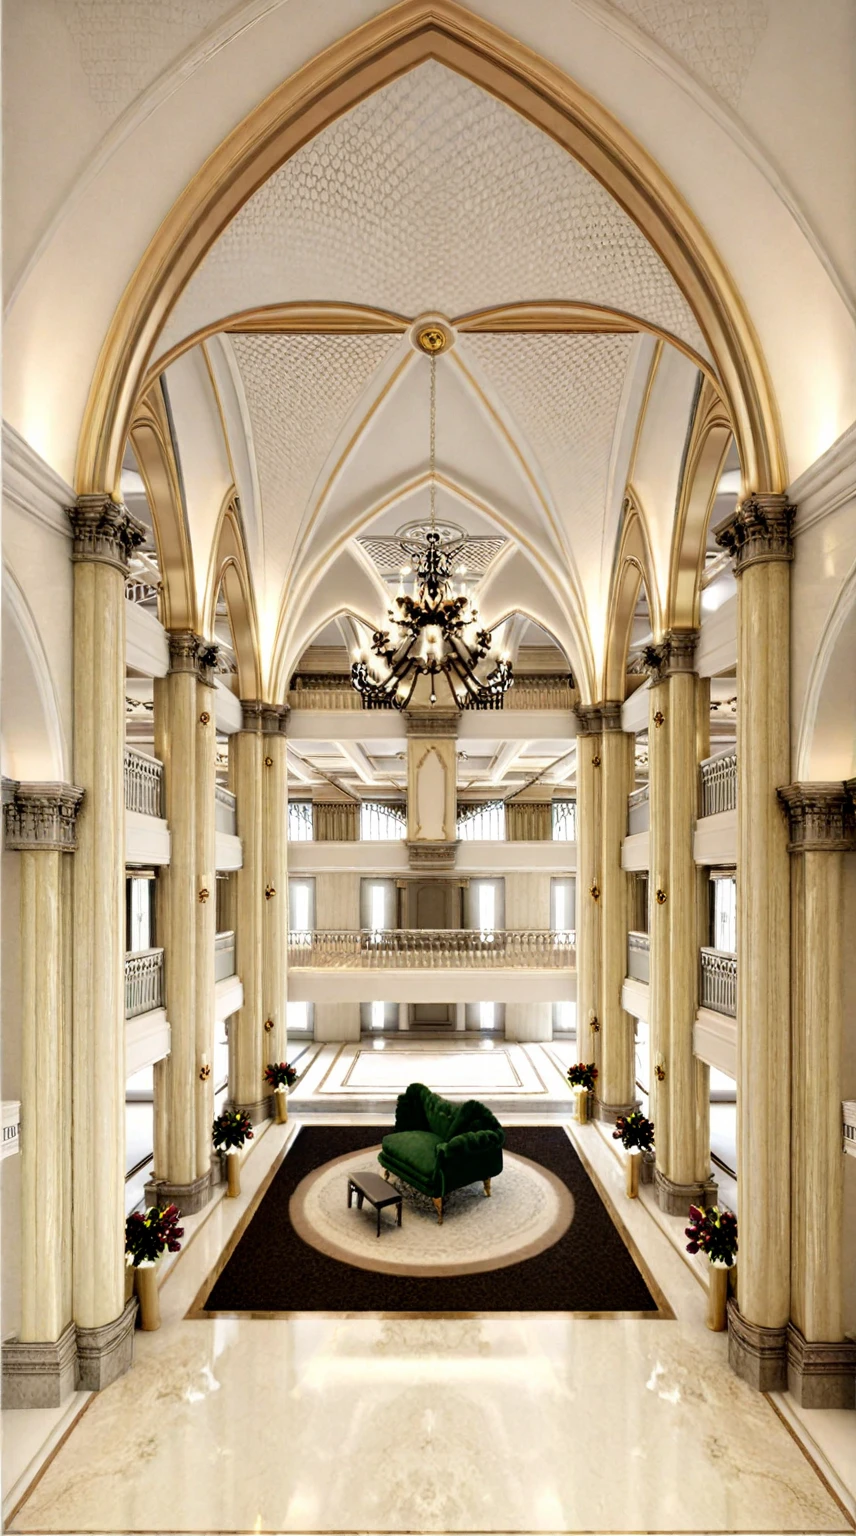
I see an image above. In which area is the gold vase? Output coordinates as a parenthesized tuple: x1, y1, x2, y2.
(135, 1265, 160, 1331)
(625, 1150, 641, 1199)
(226, 1152, 241, 1198)
(574, 1087, 588, 1124)
(275, 1090, 288, 1124)
(706, 1261, 730, 1331)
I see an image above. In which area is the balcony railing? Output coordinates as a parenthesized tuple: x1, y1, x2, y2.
(288, 929, 576, 970)
(215, 784, 237, 835)
(699, 751, 737, 817)
(124, 747, 164, 818)
(627, 931, 650, 983)
(125, 949, 164, 1018)
(627, 784, 650, 836)
(700, 947, 737, 1017)
(288, 674, 360, 710)
(215, 930, 236, 982)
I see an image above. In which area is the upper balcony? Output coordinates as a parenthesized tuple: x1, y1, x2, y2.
(125, 948, 164, 1017)
(699, 947, 736, 1017)
(627, 930, 650, 983)
(124, 747, 163, 818)
(626, 785, 649, 836)
(215, 784, 237, 835)
(289, 928, 575, 969)
(694, 751, 737, 863)
(699, 751, 737, 817)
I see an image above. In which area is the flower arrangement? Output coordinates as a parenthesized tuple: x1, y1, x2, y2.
(612, 1111, 655, 1152)
(685, 1204, 738, 1266)
(212, 1108, 254, 1152)
(566, 1062, 598, 1091)
(125, 1204, 184, 1268)
(264, 1062, 298, 1091)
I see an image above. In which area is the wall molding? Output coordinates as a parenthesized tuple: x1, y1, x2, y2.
(791, 420, 856, 537)
(1, 422, 73, 539)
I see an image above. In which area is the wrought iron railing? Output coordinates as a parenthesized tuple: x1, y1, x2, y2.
(215, 930, 236, 981)
(124, 747, 164, 818)
(627, 784, 650, 836)
(215, 783, 237, 834)
(125, 949, 164, 1018)
(700, 947, 737, 1017)
(627, 931, 650, 983)
(288, 928, 576, 969)
(699, 751, 737, 817)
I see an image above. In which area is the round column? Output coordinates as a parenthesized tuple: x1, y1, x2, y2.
(262, 708, 289, 1075)
(598, 705, 636, 1117)
(574, 707, 603, 1079)
(195, 657, 218, 1184)
(231, 703, 265, 1120)
(647, 678, 670, 1168)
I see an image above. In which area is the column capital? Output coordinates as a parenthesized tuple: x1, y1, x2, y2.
(261, 704, 289, 736)
(574, 703, 602, 736)
(405, 708, 460, 738)
(714, 493, 795, 573)
(167, 632, 220, 683)
(643, 629, 699, 682)
(778, 782, 855, 852)
(67, 495, 146, 574)
(3, 780, 84, 852)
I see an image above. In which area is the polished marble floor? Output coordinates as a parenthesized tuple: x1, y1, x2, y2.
(6, 1101, 855, 1536)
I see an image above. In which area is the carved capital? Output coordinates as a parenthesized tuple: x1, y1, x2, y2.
(642, 630, 698, 682)
(405, 709, 460, 738)
(239, 700, 265, 734)
(68, 495, 146, 574)
(167, 632, 220, 683)
(714, 493, 795, 573)
(3, 780, 84, 852)
(261, 704, 289, 736)
(573, 704, 602, 737)
(599, 701, 624, 733)
(778, 782, 855, 852)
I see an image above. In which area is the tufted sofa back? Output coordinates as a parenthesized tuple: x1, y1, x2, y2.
(396, 1082, 505, 1145)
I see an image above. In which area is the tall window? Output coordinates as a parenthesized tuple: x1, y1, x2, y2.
(289, 879, 314, 934)
(710, 873, 737, 953)
(457, 801, 506, 840)
(288, 801, 313, 840)
(552, 798, 577, 841)
(479, 1001, 496, 1031)
(126, 874, 155, 952)
(360, 801, 406, 840)
(551, 877, 575, 937)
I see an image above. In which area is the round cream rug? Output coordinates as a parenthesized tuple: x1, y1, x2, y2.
(289, 1145, 574, 1276)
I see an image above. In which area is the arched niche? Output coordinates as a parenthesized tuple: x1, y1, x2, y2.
(75, 1, 782, 505)
(668, 377, 734, 630)
(1, 571, 68, 782)
(603, 493, 658, 701)
(202, 492, 261, 701)
(128, 386, 195, 631)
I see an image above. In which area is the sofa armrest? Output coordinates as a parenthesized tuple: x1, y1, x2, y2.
(437, 1128, 502, 1162)
(393, 1082, 431, 1132)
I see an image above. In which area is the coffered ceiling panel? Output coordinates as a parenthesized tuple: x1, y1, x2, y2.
(162, 61, 705, 358)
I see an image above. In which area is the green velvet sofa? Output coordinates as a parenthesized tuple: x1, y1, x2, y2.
(378, 1082, 505, 1223)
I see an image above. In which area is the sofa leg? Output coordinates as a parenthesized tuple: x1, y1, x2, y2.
(383, 1169, 389, 1180)
(433, 1197, 443, 1225)
(483, 1179, 491, 1198)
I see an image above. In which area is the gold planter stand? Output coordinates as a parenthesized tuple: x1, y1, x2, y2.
(706, 1261, 730, 1331)
(134, 1265, 160, 1331)
(275, 1089, 288, 1124)
(226, 1152, 241, 1198)
(625, 1150, 641, 1199)
(574, 1087, 589, 1124)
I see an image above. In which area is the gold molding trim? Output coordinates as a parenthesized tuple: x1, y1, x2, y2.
(75, 0, 783, 501)
(602, 488, 660, 700)
(455, 301, 713, 381)
(202, 489, 263, 699)
(667, 377, 733, 628)
(128, 386, 196, 631)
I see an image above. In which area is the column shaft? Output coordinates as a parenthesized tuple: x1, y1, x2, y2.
(195, 676, 217, 1181)
(648, 681, 670, 1167)
(598, 719, 636, 1113)
(232, 716, 264, 1115)
(575, 717, 602, 1072)
(262, 719, 289, 1069)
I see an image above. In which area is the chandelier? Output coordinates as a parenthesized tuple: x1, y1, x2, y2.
(351, 334, 514, 711)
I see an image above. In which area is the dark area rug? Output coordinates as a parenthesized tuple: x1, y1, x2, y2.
(199, 1126, 660, 1314)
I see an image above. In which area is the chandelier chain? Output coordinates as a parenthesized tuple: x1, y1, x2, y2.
(429, 352, 436, 530)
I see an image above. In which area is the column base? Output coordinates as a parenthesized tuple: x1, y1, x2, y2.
(228, 1095, 273, 1126)
(76, 1297, 137, 1392)
(144, 1168, 212, 1216)
(727, 1297, 787, 1391)
(593, 1098, 640, 1126)
(787, 1323, 856, 1409)
(2, 1320, 77, 1409)
(654, 1168, 718, 1217)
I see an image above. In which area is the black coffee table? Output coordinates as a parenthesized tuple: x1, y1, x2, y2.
(347, 1171, 403, 1237)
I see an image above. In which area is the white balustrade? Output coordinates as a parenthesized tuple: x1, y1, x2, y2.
(700, 947, 737, 1017)
(627, 930, 650, 983)
(699, 751, 737, 816)
(215, 783, 237, 834)
(214, 930, 236, 981)
(627, 784, 650, 835)
(843, 1103, 856, 1159)
(287, 929, 575, 970)
(125, 948, 165, 1017)
(124, 747, 164, 818)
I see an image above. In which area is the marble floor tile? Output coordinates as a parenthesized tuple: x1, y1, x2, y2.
(8, 1115, 854, 1536)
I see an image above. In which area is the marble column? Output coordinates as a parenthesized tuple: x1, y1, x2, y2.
(2, 784, 82, 1408)
(650, 634, 716, 1215)
(597, 704, 637, 1119)
(68, 497, 143, 1389)
(779, 783, 856, 1408)
(230, 703, 266, 1121)
(716, 494, 794, 1390)
(195, 652, 219, 1188)
(262, 707, 289, 1072)
(574, 707, 603, 1081)
(647, 678, 670, 1170)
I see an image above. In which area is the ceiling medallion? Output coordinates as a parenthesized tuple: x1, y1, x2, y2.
(351, 352, 513, 713)
(417, 325, 448, 354)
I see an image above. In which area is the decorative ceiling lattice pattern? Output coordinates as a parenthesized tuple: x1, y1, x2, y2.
(607, 0, 769, 107)
(164, 62, 705, 357)
(358, 535, 507, 579)
(62, 0, 240, 116)
(462, 331, 636, 596)
(229, 331, 400, 595)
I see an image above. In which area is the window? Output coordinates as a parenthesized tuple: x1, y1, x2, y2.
(710, 873, 737, 953)
(370, 883, 386, 933)
(477, 882, 495, 932)
(288, 801, 313, 841)
(126, 874, 155, 952)
(479, 1001, 495, 1031)
(552, 798, 577, 841)
(551, 877, 575, 938)
(457, 801, 506, 840)
(289, 879, 314, 934)
(553, 1000, 576, 1034)
(287, 1001, 313, 1035)
(360, 878, 397, 931)
(467, 879, 504, 932)
(360, 801, 406, 840)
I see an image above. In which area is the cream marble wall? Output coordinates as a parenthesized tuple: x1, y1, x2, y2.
(314, 1002, 360, 1042)
(504, 872, 551, 930)
(314, 872, 360, 931)
(505, 1000, 552, 1042)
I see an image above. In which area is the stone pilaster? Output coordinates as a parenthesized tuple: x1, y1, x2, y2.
(779, 782, 856, 1407)
(406, 709, 458, 869)
(716, 494, 794, 1390)
(230, 703, 265, 1118)
(68, 497, 143, 1389)
(573, 706, 602, 1079)
(262, 706, 289, 1068)
(598, 704, 636, 1116)
(2, 784, 82, 1407)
